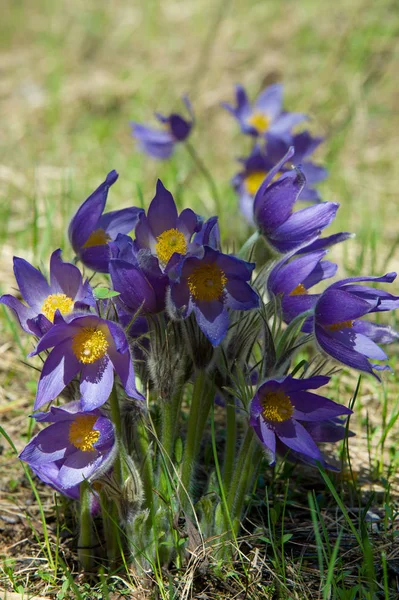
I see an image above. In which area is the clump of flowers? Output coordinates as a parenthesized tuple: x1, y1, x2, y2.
(3, 82, 399, 574)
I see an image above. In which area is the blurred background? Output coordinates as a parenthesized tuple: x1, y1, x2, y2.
(0, 0, 398, 278)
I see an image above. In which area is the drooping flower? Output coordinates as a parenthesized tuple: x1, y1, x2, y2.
(253, 148, 338, 253)
(135, 179, 202, 270)
(131, 96, 194, 159)
(314, 273, 399, 377)
(222, 83, 306, 140)
(68, 170, 143, 273)
(20, 401, 116, 493)
(169, 246, 259, 346)
(234, 133, 327, 223)
(250, 376, 352, 465)
(29, 314, 144, 410)
(0, 249, 94, 337)
(267, 249, 337, 326)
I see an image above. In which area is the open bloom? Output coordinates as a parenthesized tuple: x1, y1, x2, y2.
(131, 96, 193, 159)
(169, 246, 259, 346)
(250, 376, 352, 465)
(314, 273, 399, 377)
(222, 83, 306, 140)
(135, 179, 202, 270)
(30, 314, 144, 410)
(234, 133, 327, 223)
(253, 148, 338, 253)
(20, 402, 116, 493)
(0, 249, 94, 337)
(68, 170, 143, 273)
(267, 249, 337, 326)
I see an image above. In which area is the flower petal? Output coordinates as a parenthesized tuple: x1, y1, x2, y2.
(80, 356, 114, 411)
(275, 419, 322, 461)
(98, 207, 143, 240)
(147, 180, 178, 237)
(13, 257, 50, 311)
(35, 341, 81, 409)
(68, 170, 118, 253)
(292, 391, 352, 422)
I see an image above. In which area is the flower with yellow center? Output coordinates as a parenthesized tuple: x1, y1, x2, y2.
(261, 390, 294, 423)
(155, 228, 187, 265)
(71, 327, 109, 364)
(82, 228, 112, 248)
(41, 293, 74, 322)
(69, 415, 100, 452)
(187, 263, 228, 302)
(289, 283, 308, 296)
(247, 112, 271, 134)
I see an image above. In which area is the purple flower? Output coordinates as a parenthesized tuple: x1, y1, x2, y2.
(0, 249, 95, 337)
(314, 273, 399, 377)
(234, 133, 327, 223)
(29, 314, 144, 411)
(253, 148, 338, 253)
(222, 83, 306, 140)
(169, 246, 259, 346)
(135, 179, 202, 270)
(68, 171, 143, 273)
(267, 249, 337, 327)
(250, 376, 352, 465)
(20, 401, 116, 493)
(131, 96, 193, 159)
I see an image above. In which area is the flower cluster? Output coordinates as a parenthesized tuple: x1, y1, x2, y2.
(3, 82, 399, 569)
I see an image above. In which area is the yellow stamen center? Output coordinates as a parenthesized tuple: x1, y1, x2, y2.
(262, 390, 294, 423)
(245, 171, 267, 196)
(69, 415, 100, 452)
(155, 228, 187, 265)
(248, 112, 271, 134)
(244, 170, 283, 196)
(289, 283, 308, 296)
(187, 263, 227, 302)
(41, 293, 74, 322)
(71, 327, 109, 364)
(82, 228, 112, 248)
(326, 320, 354, 332)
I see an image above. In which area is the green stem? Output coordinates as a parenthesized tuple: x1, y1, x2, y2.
(237, 230, 259, 259)
(109, 383, 123, 481)
(137, 417, 154, 518)
(185, 141, 221, 215)
(226, 426, 255, 512)
(78, 481, 93, 571)
(161, 389, 183, 467)
(231, 441, 262, 530)
(222, 399, 236, 489)
(180, 371, 214, 509)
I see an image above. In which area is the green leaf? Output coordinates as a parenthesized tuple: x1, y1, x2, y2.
(94, 287, 120, 299)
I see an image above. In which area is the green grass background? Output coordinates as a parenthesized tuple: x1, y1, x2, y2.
(1, 0, 399, 598)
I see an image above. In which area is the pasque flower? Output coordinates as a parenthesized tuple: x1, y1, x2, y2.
(131, 96, 194, 159)
(135, 179, 202, 270)
(30, 314, 144, 410)
(253, 147, 338, 253)
(68, 170, 143, 273)
(314, 273, 399, 377)
(0, 249, 94, 337)
(250, 376, 352, 465)
(169, 246, 259, 346)
(109, 235, 168, 315)
(267, 249, 337, 327)
(234, 133, 327, 223)
(20, 401, 116, 492)
(222, 83, 306, 140)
